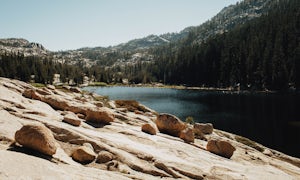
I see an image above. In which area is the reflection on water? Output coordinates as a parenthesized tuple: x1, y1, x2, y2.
(83, 86, 300, 158)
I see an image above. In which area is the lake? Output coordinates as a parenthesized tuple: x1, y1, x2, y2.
(83, 86, 300, 158)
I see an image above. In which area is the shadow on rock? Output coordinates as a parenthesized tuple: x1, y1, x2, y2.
(85, 121, 109, 128)
(7, 145, 53, 161)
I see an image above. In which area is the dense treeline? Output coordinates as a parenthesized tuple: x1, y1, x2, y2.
(149, 0, 299, 90)
(0, 53, 115, 84)
(0, 53, 86, 84)
(0, 0, 298, 91)
(0, 52, 130, 85)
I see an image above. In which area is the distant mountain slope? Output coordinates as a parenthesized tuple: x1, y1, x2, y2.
(189, 0, 272, 45)
(149, 0, 299, 90)
(82, 0, 273, 52)
(0, 0, 274, 67)
(0, 38, 47, 57)
(0, 0, 297, 91)
(63, 0, 274, 66)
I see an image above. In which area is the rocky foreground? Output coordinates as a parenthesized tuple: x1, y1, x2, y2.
(0, 77, 299, 179)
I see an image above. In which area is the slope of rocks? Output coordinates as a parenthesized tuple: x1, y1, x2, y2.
(0, 77, 300, 179)
(0, 38, 47, 57)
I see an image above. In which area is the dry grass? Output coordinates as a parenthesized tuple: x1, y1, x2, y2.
(185, 116, 195, 125)
(235, 135, 264, 152)
(115, 100, 149, 112)
(214, 130, 233, 140)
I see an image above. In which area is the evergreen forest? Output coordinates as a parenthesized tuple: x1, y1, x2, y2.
(148, 0, 299, 90)
(0, 0, 299, 91)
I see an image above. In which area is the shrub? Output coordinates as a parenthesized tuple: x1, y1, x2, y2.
(185, 116, 195, 125)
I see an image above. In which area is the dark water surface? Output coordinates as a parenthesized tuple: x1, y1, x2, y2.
(83, 86, 300, 158)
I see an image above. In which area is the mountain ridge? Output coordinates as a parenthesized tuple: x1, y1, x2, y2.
(0, 38, 47, 57)
(1, 0, 293, 88)
(1, 0, 273, 67)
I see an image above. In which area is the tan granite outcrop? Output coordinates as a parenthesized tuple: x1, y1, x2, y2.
(0, 77, 299, 179)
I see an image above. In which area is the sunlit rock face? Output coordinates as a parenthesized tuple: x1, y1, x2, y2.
(0, 77, 300, 179)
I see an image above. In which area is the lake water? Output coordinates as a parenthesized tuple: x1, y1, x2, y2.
(83, 86, 300, 158)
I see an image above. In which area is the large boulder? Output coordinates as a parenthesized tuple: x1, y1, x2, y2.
(206, 140, 236, 159)
(72, 146, 96, 164)
(155, 113, 186, 137)
(63, 112, 81, 126)
(15, 122, 57, 156)
(194, 123, 213, 135)
(141, 123, 158, 135)
(179, 127, 195, 143)
(85, 107, 114, 124)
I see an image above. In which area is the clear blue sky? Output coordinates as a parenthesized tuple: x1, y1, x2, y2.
(0, 0, 240, 51)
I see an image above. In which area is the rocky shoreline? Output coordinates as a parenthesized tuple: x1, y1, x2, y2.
(0, 77, 300, 179)
(85, 83, 284, 95)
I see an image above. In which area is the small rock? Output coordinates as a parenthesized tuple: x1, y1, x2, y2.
(206, 139, 236, 158)
(108, 101, 117, 109)
(85, 107, 114, 124)
(194, 123, 213, 135)
(46, 85, 55, 90)
(107, 160, 119, 171)
(22, 89, 30, 98)
(116, 108, 127, 113)
(63, 112, 81, 126)
(135, 110, 143, 115)
(77, 113, 85, 119)
(75, 96, 88, 102)
(179, 127, 195, 143)
(15, 122, 57, 156)
(22, 89, 43, 101)
(60, 111, 67, 115)
(72, 146, 96, 164)
(83, 143, 94, 151)
(195, 132, 207, 141)
(141, 123, 157, 135)
(155, 113, 186, 137)
(96, 151, 114, 164)
(70, 87, 82, 93)
(62, 85, 71, 90)
(94, 102, 104, 107)
(37, 88, 52, 95)
(263, 149, 273, 157)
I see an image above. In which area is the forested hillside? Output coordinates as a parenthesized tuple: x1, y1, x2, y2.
(0, 54, 83, 84)
(0, 0, 298, 91)
(148, 0, 299, 90)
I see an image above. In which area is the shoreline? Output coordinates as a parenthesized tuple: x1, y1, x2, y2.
(30, 81, 297, 95)
(84, 83, 287, 94)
